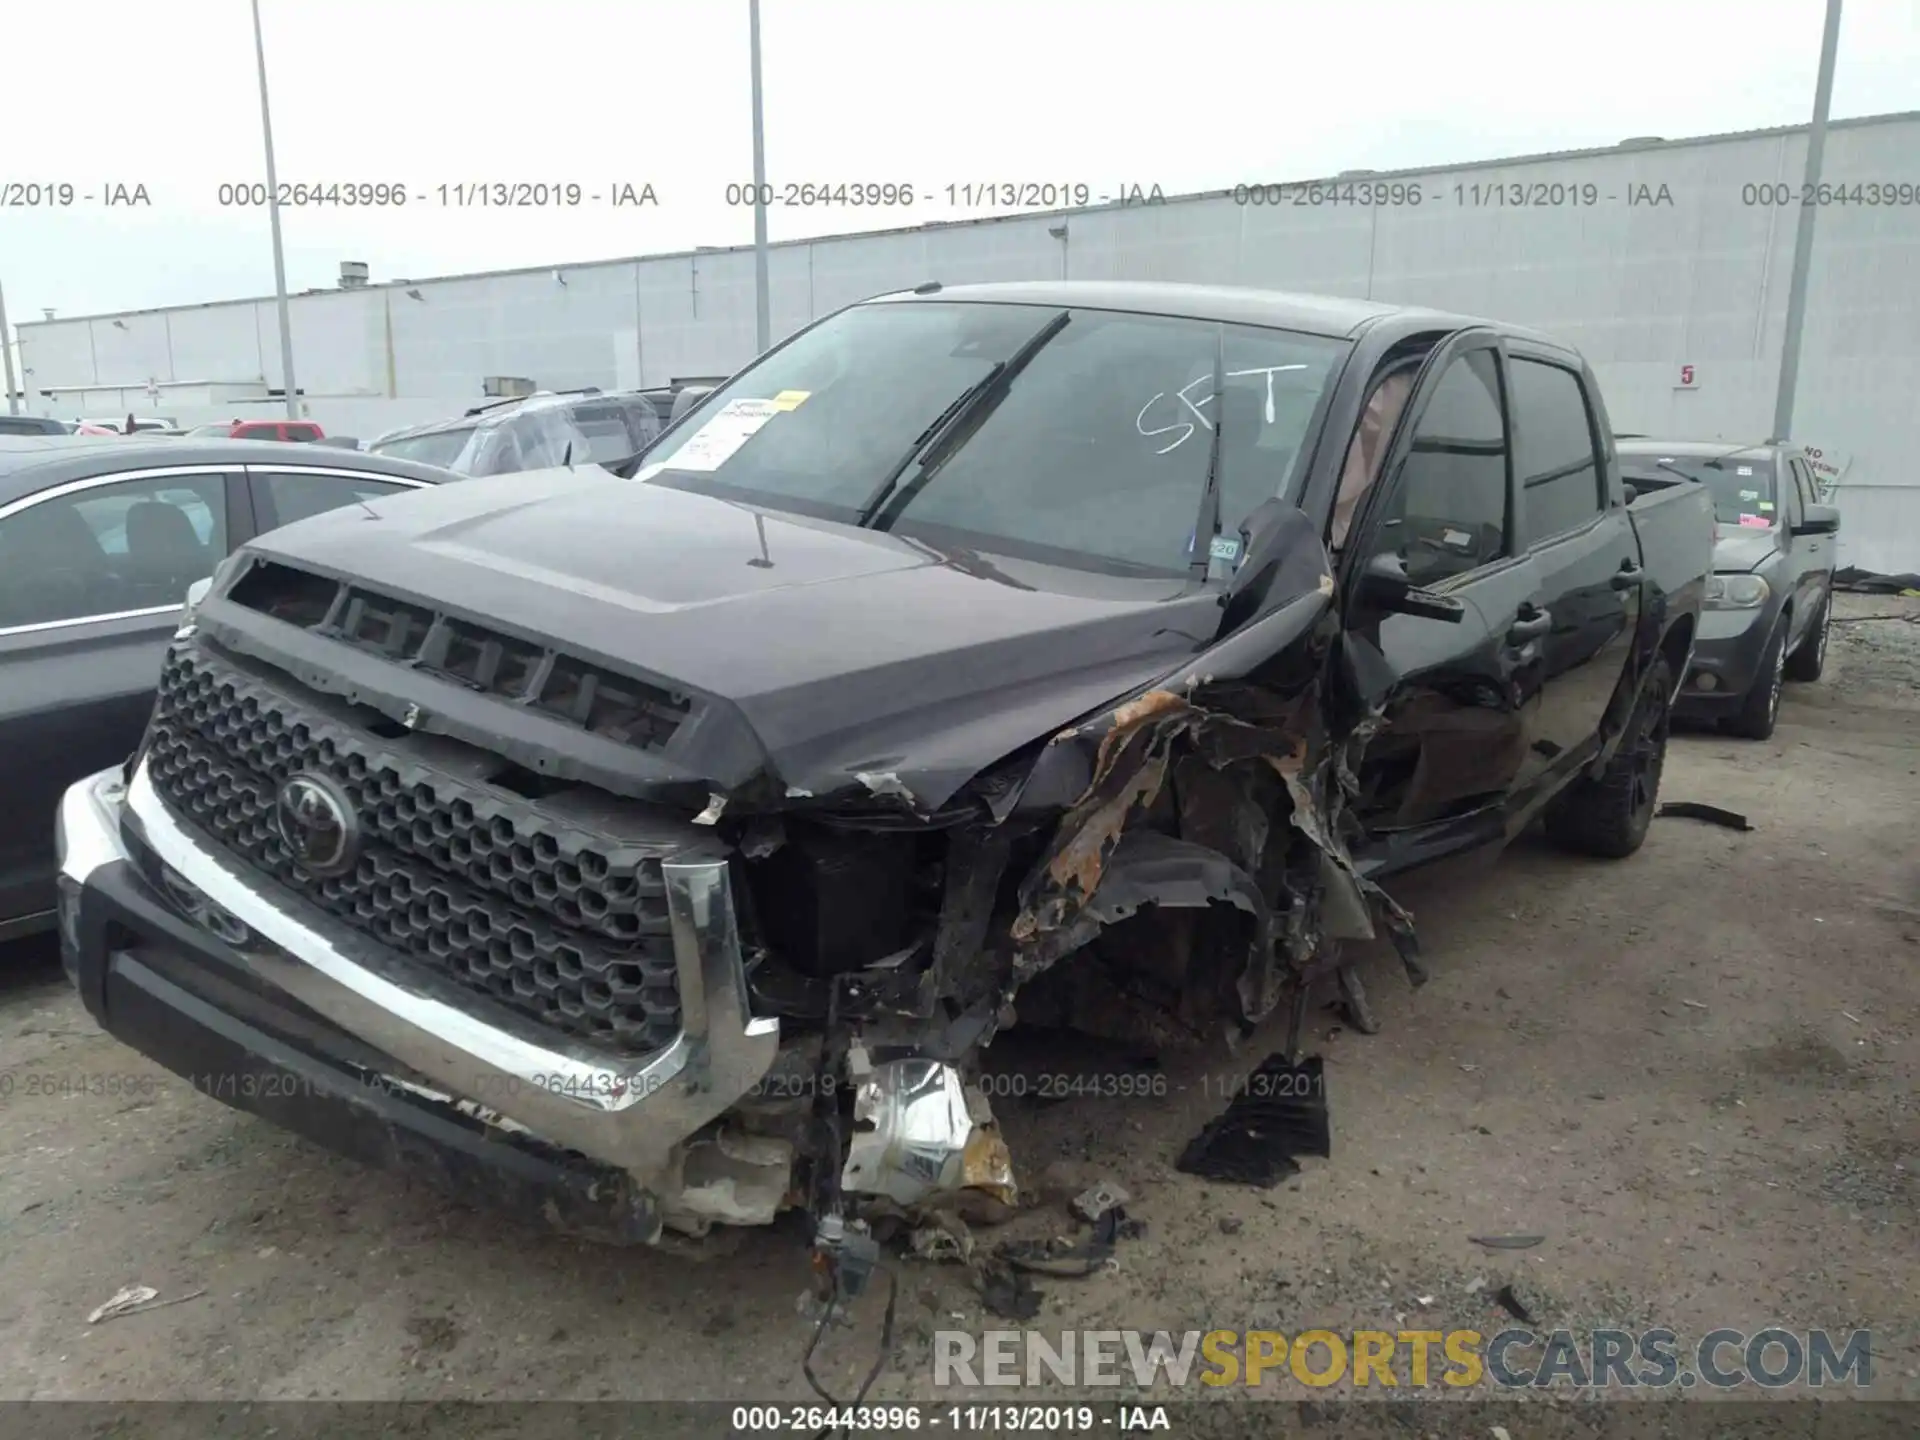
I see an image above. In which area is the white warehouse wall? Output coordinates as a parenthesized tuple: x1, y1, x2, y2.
(17, 113, 1920, 571)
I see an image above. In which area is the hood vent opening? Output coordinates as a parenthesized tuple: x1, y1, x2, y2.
(227, 560, 696, 752)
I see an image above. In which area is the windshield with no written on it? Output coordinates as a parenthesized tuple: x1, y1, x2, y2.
(1627, 451, 1778, 528)
(633, 300, 1350, 576)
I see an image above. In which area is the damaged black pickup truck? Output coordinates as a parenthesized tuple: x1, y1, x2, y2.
(56, 282, 1713, 1252)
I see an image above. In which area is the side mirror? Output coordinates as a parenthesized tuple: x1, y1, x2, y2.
(1356, 551, 1467, 624)
(1791, 502, 1839, 536)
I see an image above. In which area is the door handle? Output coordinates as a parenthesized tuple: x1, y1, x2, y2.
(1506, 608, 1552, 644)
(1611, 561, 1644, 591)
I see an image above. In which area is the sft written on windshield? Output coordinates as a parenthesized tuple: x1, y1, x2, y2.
(1137, 367, 1312, 454)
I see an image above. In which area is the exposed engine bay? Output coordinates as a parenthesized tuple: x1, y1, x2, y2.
(660, 611, 1424, 1284)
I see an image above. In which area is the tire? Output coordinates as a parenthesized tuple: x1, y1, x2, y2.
(1784, 594, 1830, 682)
(1544, 653, 1672, 859)
(1724, 617, 1787, 740)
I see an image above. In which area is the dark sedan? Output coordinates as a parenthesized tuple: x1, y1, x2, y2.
(0, 437, 456, 941)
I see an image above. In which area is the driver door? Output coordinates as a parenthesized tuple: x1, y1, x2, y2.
(1337, 331, 1550, 856)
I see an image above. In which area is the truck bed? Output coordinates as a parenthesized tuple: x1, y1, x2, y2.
(1626, 475, 1716, 613)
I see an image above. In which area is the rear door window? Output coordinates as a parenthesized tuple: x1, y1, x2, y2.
(252, 469, 421, 531)
(1509, 358, 1604, 542)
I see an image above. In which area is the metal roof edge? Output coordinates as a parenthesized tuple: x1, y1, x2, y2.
(24, 108, 1919, 329)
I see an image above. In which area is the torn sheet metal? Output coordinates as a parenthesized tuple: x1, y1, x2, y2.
(1007, 676, 1419, 1016)
(1009, 689, 1196, 952)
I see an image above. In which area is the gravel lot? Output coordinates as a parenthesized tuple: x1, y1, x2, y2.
(3, 591, 1916, 1412)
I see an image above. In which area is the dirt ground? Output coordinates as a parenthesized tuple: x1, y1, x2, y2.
(2, 592, 1916, 1410)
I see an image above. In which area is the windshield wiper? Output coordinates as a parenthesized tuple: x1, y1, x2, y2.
(1188, 325, 1227, 582)
(856, 308, 1073, 527)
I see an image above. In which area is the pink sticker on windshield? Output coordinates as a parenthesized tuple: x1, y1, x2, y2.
(1738, 513, 1770, 528)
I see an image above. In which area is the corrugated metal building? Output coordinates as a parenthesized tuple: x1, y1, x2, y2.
(17, 111, 1920, 571)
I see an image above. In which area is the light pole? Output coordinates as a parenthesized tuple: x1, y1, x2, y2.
(749, 0, 771, 353)
(250, 0, 301, 420)
(0, 279, 18, 414)
(1771, 0, 1844, 442)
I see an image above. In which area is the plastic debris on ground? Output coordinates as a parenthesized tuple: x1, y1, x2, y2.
(975, 1262, 1042, 1321)
(87, 1286, 158, 1323)
(1068, 1180, 1130, 1224)
(908, 1223, 973, 1265)
(1656, 801, 1753, 831)
(1175, 1054, 1330, 1186)
(1494, 1284, 1536, 1325)
(86, 1284, 205, 1324)
(1003, 1206, 1123, 1279)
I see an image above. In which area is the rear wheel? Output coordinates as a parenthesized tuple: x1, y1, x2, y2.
(1784, 595, 1830, 682)
(1725, 618, 1787, 740)
(1545, 653, 1672, 859)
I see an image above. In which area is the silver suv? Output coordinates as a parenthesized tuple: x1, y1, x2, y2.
(367, 389, 666, 476)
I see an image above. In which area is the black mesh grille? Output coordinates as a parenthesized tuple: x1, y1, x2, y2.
(227, 560, 692, 751)
(144, 644, 689, 1055)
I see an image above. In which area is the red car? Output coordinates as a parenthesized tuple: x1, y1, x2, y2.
(184, 419, 325, 442)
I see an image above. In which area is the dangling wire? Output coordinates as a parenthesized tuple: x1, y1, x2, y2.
(802, 1263, 899, 1439)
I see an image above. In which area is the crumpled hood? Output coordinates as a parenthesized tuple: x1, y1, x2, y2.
(243, 467, 1233, 810)
(1713, 524, 1782, 574)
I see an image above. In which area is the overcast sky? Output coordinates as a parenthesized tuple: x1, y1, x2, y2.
(3, 0, 1916, 329)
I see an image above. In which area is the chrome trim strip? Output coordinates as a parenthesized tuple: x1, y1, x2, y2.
(68, 760, 777, 1179)
(2, 603, 184, 639)
(240, 464, 433, 488)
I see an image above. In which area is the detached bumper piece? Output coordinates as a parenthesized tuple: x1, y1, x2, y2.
(1175, 1054, 1330, 1188)
(54, 763, 780, 1245)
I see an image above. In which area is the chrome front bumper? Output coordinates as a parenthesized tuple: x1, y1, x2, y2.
(56, 760, 780, 1183)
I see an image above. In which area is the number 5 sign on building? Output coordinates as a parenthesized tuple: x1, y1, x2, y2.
(1675, 364, 1698, 390)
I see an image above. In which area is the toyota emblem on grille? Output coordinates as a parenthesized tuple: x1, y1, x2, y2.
(274, 773, 360, 876)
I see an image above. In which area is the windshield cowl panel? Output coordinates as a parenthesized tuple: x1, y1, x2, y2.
(633, 300, 1350, 579)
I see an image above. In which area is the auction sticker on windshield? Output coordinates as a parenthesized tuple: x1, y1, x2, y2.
(669, 398, 782, 470)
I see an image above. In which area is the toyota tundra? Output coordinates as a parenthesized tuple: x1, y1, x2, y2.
(56, 282, 1714, 1254)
